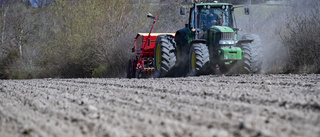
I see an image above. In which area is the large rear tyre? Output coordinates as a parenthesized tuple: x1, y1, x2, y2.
(188, 43, 210, 76)
(154, 35, 176, 78)
(241, 34, 263, 73)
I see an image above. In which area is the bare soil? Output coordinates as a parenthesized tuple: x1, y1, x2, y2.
(0, 74, 319, 137)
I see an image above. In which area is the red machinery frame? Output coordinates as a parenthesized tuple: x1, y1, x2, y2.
(128, 13, 174, 78)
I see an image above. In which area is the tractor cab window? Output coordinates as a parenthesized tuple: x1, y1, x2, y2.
(189, 8, 195, 29)
(198, 6, 233, 29)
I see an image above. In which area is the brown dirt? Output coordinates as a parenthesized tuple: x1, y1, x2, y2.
(0, 74, 319, 137)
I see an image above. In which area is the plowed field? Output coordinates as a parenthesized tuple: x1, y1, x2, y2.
(0, 74, 319, 137)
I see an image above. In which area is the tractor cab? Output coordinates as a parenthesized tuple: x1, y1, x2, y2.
(184, 2, 235, 40)
(190, 4, 234, 30)
(175, 1, 246, 75)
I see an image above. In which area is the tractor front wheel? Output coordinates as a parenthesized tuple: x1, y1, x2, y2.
(188, 43, 210, 76)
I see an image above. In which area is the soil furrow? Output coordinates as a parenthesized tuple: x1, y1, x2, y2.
(0, 74, 319, 137)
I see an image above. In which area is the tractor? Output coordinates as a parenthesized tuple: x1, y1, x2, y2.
(127, 1, 262, 78)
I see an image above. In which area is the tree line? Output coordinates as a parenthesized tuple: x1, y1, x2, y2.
(0, 0, 318, 79)
(0, 0, 185, 79)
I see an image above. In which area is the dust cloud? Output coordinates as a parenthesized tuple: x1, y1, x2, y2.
(236, 0, 291, 73)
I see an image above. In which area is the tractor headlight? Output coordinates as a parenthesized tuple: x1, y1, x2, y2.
(219, 40, 234, 45)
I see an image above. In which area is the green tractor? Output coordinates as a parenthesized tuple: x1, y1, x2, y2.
(153, 1, 263, 77)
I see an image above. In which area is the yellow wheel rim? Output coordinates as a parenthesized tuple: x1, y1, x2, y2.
(191, 52, 196, 72)
(156, 44, 161, 70)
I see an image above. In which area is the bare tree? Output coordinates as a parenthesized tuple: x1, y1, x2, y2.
(278, 0, 320, 73)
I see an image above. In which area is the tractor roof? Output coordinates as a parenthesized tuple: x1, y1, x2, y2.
(196, 3, 232, 6)
(135, 33, 175, 39)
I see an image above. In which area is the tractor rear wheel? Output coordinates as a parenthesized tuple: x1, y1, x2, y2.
(241, 34, 263, 73)
(188, 43, 210, 76)
(154, 35, 176, 78)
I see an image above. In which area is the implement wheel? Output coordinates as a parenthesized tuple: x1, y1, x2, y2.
(126, 59, 135, 78)
(154, 35, 176, 78)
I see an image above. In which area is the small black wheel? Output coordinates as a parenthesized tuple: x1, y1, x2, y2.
(126, 59, 134, 78)
(135, 69, 141, 79)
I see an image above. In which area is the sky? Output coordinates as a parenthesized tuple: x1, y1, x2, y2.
(26, 0, 51, 7)
(29, 0, 37, 7)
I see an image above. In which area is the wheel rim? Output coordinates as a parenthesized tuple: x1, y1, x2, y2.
(191, 52, 196, 72)
(155, 44, 161, 70)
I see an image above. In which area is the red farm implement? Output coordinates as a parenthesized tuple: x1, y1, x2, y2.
(127, 12, 175, 78)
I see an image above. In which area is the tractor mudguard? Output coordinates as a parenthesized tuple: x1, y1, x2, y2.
(175, 28, 192, 47)
(191, 39, 206, 45)
(175, 28, 187, 47)
(236, 39, 253, 47)
(175, 28, 189, 57)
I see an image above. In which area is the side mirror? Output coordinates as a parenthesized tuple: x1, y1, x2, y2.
(146, 12, 153, 18)
(180, 7, 186, 15)
(146, 12, 157, 20)
(244, 7, 250, 15)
